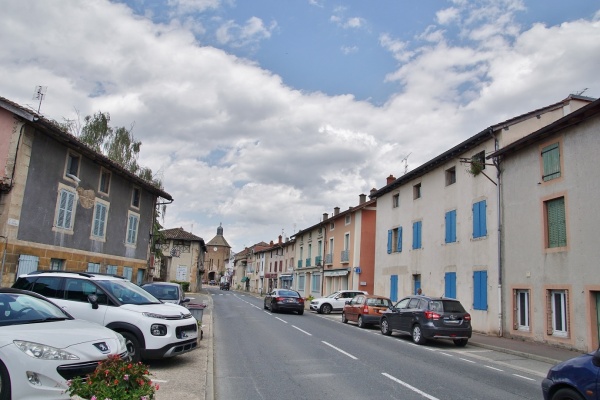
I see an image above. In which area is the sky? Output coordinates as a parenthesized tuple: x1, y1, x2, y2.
(1, 0, 599, 253)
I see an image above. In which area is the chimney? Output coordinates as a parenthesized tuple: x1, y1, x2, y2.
(370, 187, 377, 194)
(334, 207, 340, 215)
(270, 240, 273, 246)
(359, 194, 366, 204)
(323, 213, 328, 221)
(278, 235, 282, 244)
(387, 174, 396, 185)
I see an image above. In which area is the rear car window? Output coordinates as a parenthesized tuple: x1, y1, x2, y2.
(367, 298, 392, 307)
(433, 300, 467, 313)
(279, 290, 299, 297)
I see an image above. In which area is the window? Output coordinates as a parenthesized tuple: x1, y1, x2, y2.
(445, 167, 456, 186)
(345, 215, 351, 225)
(392, 193, 399, 208)
(92, 200, 109, 239)
(126, 212, 139, 246)
(515, 289, 530, 331)
(412, 221, 422, 249)
(546, 197, 567, 248)
(413, 274, 421, 295)
(106, 265, 118, 275)
(65, 152, 80, 178)
(50, 258, 64, 271)
(548, 290, 568, 337)
(87, 262, 101, 273)
(99, 169, 111, 194)
(472, 150, 486, 171)
(445, 272, 456, 298)
(445, 210, 457, 243)
(473, 200, 487, 238)
(131, 187, 141, 208)
(55, 187, 76, 231)
(542, 142, 561, 181)
(32, 277, 62, 298)
(413, 183, 421, 199)
(473, 270, 488, 310)
(298, 274, 305, 291)
(388, 227, 403, 253)
(330, 222, 335, 230)
(311, 274, 321, 294)
(123, 266, 133, 281)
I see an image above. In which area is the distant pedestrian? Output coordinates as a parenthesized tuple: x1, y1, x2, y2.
(417, 288, 424, 295)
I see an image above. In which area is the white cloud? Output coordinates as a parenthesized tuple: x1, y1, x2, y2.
(0, 0, 598, 249)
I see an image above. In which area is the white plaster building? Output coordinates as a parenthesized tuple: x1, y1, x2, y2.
(370, 95, 593, 336)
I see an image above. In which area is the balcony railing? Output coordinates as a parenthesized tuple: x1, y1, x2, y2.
(341, 250, 349, 263)
(297, 260, 303, 268)
(325, 253, 333, 264)
(315, 255, 322, 266)
(305, 258, 312, 267)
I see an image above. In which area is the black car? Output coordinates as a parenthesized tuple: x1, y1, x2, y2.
(220, 281, 230, 290)
(379, 295, 472, 347)
(263, 289, 305, 315)
(542, 347, 600, 400)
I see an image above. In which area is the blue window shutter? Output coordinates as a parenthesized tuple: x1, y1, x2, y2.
(390, 275, 398, 302)
(387, 230, 392, 254)
(445, 272, 456, 298)
(417, 221, 422, 248)
(473, 201, 487, 238)
(397, 227, 402, 252)
(473, 271, 488, 310)
(413, 222, 422, 249)
(445, 210, 456, 243)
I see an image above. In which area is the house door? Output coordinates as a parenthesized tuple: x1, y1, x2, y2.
(16, 255, 39, 279)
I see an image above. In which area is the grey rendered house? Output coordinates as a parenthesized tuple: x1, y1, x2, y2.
(0, 95, 172, 286)
(489, 97, 600, 352)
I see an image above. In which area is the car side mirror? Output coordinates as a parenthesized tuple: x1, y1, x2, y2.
(345, 300, 350, 305)
(183, 298, 191, 304)
(88, 294, 99, 310)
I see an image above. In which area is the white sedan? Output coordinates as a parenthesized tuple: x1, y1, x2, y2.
(0, 288, 128, 399)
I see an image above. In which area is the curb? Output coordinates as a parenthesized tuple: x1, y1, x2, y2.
(467, 340, 562, 365)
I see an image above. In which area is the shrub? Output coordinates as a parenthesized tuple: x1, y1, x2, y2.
(66, 354, 158, 400)
(170, 280, 190, 291)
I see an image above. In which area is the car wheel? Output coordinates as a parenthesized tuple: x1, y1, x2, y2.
(0, 359, 11, 400)
(380, 318, 392, 336)
(298, 310, 304, 315)
(342, 312, 348, 323)
(320, 304, 332, 314)
(357, 316, 366, 328)
(122, 331, 142, 363)
(551, 388, 585, 400)
(453, 339, 468, 347)
(412, 324, 427, 345)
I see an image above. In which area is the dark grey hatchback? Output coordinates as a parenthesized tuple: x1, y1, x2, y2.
(379, 295, 472, 347)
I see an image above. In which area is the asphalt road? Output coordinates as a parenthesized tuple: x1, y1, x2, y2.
(212, 290, 546, 400)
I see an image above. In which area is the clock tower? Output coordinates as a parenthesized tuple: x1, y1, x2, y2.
(205, 223, 231, 282)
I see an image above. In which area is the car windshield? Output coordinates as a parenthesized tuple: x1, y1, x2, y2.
(367, 298, 392, 307)
(0, 292, 70, 326)
(143, 284, 180, 300)
(278, 290, 299, 297)
(430, 300, 467, 313)
(97, 280, 162, 305)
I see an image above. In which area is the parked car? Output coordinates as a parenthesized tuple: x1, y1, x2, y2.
(141, 282, 190, 307)
(220, 281, 230, 290)
(0, 288, 128, 399)
(310, 290, 368, 314)
(379, 295, 472, 347)
(263, 289, 304, 315)
(542, 347, 600, 400)
(209, 280, 217, 285)
(13, 271, 198, 362)
(342, 294, 392, 328)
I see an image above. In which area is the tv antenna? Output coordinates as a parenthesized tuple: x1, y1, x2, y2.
(401, 153, 411, 175)
(574, 88, 588, 96)
(32, 85, 47, 113)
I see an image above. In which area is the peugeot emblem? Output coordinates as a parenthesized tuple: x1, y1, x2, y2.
(93, 342, 110, 354)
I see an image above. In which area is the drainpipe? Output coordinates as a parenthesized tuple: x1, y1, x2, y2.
(489, 129, 503, 337)
(0, 236, 7, 287)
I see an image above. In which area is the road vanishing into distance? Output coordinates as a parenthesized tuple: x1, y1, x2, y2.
(210, 288, 549, 400)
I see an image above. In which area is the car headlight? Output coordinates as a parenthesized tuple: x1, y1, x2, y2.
(143, 312, 166, 319)
(14, 340, 79, 360)
(115, 332, 127, 352)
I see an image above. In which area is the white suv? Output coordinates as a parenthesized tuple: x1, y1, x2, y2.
(310, 290, 368, 314)
(13, 271, 198, 362)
